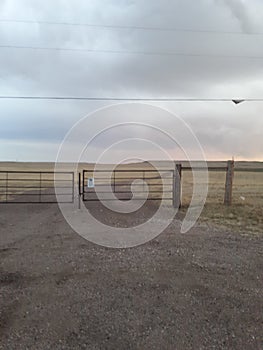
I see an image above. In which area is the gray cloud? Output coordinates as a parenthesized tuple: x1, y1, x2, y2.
(221, 0, 253, 33)
(0, 0, 262, 161)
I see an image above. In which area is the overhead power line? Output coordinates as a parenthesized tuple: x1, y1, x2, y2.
(0, 96, 262, 102)
(1, 44, 263, 60)
(0, 18, 263, 36)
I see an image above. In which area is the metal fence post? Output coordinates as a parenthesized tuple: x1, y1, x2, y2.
(5, 172, 8, 203)
(113, 170, 116, 193)
(78, 172, 81, 209)
(39, 172, 42, 203)
(224, 160, 235, 206)
(82, 170, 85, 202)
(71, 172, 75, 204)
(173, 163, 182, 209)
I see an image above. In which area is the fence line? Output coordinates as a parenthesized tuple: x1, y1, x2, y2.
(1, 162, 262, 206)
(180, 161, 263, 206)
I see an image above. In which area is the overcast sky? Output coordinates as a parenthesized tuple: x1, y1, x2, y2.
(0, 0, 263, 162)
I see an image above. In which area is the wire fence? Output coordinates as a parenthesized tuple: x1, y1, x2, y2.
(181, 166, 263, 207)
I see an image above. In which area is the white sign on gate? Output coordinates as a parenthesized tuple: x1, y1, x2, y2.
(87, 178, 95, 188)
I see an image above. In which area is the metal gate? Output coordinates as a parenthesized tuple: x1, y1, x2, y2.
(81, 169, 174, 202)
(0, 171, 74, 203)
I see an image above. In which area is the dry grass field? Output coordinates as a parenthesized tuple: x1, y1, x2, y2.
(181, 168, 263, 235)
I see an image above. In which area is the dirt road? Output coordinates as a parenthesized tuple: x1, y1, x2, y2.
(0, 203, 262, 349)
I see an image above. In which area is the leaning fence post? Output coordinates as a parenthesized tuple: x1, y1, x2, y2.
(173, 163, 182, 209)
(224, 160, 235, 206)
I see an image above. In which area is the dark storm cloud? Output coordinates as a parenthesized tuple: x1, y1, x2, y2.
(0, 0, 263, 160)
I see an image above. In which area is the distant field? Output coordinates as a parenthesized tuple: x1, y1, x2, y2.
(0, 161, 262, 234)
(1, 160, 263, 171)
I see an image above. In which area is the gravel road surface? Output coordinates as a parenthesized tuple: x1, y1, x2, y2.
(0, 202, 262, 349)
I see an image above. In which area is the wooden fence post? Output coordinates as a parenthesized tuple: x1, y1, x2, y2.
(173, 163, 182, 209)
(224, 160, 234, 206)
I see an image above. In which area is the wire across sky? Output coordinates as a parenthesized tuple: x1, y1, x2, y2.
(0, 18, 262, 102)
(1, 18, 263, 36)
(0, 96, 262, 102)
(1, 44, 263, 60)
(1, 18, 263, 59)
